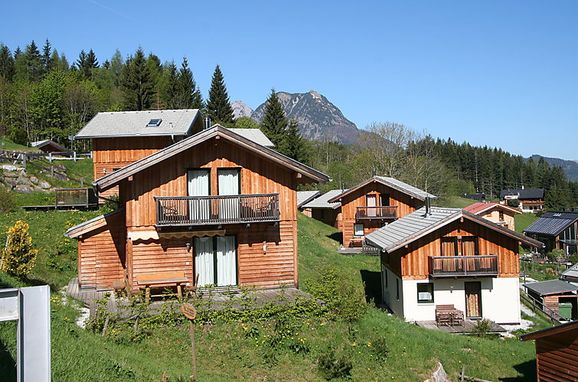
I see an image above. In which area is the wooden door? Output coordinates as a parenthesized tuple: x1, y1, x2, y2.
(188, 169, 210, 221)
(218, 168, 240, 219)
(366, 194, 377, 216)
(465, 282, 482, 318)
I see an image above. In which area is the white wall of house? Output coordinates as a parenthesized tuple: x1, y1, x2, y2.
(382, 274, 521, 324)
(381, 264, 404, 316)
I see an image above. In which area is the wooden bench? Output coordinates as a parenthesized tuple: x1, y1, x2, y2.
(435, 304, 464, 326)
(135, 271, 189, 304)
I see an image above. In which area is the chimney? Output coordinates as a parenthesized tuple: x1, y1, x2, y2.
(204, 116, 211, 130)
(425, 197, 432, 216)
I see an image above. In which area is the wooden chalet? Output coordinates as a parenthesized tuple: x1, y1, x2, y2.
(365, 206, 543, 324)
(300, 189, 345, 229)
(522, 320, 578, 381)
(66, 126, 329, 292)
(327, 176, 435, 248)
(463, 202, 521, 231)
(500, 188, 545, 213)
(75, 109, 204, 199)
(524, 211, 578, 255)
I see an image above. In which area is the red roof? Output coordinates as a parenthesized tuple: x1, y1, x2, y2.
(463, 202, 520, 215)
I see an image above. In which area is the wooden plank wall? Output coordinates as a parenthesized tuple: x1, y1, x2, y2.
(535, 328, 578, 381)
(340, 182, 424, 247)
(384, 218, 520, 280)
(78, 212, 126, 289)
(122, 138, 299, 289)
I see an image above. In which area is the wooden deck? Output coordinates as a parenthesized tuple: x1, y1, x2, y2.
(416, 319, 506, 334)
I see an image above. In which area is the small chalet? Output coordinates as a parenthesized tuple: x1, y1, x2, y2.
(300, 189, 345, 229)
(297, 190, 321, 217)
(365, 206, 543, 324)
(327, 176, 435, 248)
(31, 139, 68, 153)
(524, 211, 578, 255)
(463, 202, 521, 231)
(522, 320, 578, 382)
(500, 188, 545, 213)
(524, 280, 578, 321)
(65, 125, 329, 292)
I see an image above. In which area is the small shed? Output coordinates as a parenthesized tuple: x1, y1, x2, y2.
(31, 140, 68, 153)
(297, 190, 321, 217)
(524, 280, 578, 320)
(561, 263, 578, 284)
(301, 189, 345, 229)
(522, 320, 578, 381)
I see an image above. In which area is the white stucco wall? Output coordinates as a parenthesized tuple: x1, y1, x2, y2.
(381, 264, 403, 316)
(387, 277, 521, 324)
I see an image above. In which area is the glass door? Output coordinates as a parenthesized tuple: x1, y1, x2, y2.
(188, 169, 210, 222)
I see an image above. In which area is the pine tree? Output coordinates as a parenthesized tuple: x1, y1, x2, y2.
(24, 40, 43, 82)
(42, 39, 52, 74)
(260, 89, 288, 148)
(162, 61, 179, 108)
(283, 119, 308, 162)
(0, 45, 15, 81)
(121, 48, 154, 110)
(76, 49, 99, 79)
(206, 65, 234, 124)
(175, 57, 202, 109)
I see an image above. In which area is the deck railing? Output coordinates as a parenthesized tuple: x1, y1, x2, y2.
(355, 206, 398, 220)
(155, 193, 280, 227)
(429, 255, 498, 277)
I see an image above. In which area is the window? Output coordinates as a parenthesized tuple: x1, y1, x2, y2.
(354, 224, 364, 237)
(146, 118, 162, 127)
(417, 283, 434, 303)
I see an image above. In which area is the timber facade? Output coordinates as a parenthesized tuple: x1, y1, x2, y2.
(67, 126, 328, 292)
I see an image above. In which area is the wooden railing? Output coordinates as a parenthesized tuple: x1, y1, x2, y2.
(429, 255, 498, 277)
(155, 193, 280, 227)
(355, 206, 398, 220)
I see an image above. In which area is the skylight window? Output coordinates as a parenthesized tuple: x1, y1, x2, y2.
(146, 118, 162, 127)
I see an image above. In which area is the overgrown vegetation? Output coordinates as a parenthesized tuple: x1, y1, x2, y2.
(0, 220, 38, 277)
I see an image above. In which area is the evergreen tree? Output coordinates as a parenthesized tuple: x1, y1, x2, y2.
(76, 49, 99, 79)
(21, 41, 43, 82)
(283, 119, 308, 162)
(0, 45, 15, 81)
(42, 39, 52, 74)
(175, 57, 202, 109)
(260, 89, 288, 148)
(206, 65, 234, 124)
(161, 62, 179, 108)
(121, 48, 154, 110)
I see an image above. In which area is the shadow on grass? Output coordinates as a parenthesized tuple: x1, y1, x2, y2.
(498, 359, 536, 381)
(326, 231, 342, 244)
(0, 338, 16, 382)
(360, 269, 381, 303)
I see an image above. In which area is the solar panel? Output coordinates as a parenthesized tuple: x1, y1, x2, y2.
(146, 118, 162, 127)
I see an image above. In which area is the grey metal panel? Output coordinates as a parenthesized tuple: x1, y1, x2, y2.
(75, 109, 200, 138)
(365, 207, 462, 252)
(561, 263, 578, 281)
(524, 217, 575, 236)
(297, 191, 321, 208)
(302, 189, 346, 209)
(374, 176, 437, 200)
(524, 280, 578, 296)
(227, 128, 275, 148)
(500, 188, 544, 200)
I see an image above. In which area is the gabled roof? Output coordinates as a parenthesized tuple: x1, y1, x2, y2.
(561, 263, 578, 282)
(297, 190, 321, 208)
(523, 280, 578, 297)
(75, 109, 202, 139)
(31, 139, 68, 152)
(524, 211, 578, 237)
(302, 189, 346, 209)
(500, 188, 544, 200)
(365, 206, 543, 253)
(328, 176, 436, 203)
(94, 125, 330, 191)
(464, 202, 521, 216)
(522, 320, 578, 341)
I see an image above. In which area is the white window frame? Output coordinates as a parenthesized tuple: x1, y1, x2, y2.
(354, 223, 364, 237)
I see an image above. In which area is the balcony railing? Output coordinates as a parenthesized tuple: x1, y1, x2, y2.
(429, 255, 498, 278)
(155, 193, 280, 227)
(355, 206, 398, 220)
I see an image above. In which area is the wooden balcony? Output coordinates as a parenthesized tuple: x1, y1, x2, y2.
(355, 206, 398, 221)
(429, 255, 498, 278)
(155, 193, 280, 227)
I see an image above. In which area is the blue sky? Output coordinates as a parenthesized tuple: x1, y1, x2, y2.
(2, 1, 577, 159)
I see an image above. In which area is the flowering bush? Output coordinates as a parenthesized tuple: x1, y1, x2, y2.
(1, 220, 38, 277)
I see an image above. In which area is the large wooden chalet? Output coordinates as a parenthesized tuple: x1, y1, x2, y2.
(463, 202, 521, 231)
(365, 206, 543, 324)
(327, 176, 435, 248)
(66, 125, 329, 291)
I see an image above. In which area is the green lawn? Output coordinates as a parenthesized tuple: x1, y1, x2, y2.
(433, 195, 475, 208)
(0, 137, 40, 152)
(515, 213, 538, 233)
(0, 206, 540, 381)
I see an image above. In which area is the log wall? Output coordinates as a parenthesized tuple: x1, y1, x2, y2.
(535, 327, 578, 381)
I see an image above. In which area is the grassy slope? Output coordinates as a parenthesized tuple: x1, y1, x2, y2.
(515, 213, 538, 233)
(433, 195, 475, 208)
(0, 194, 538, 381)
(0, 137, 40, 152)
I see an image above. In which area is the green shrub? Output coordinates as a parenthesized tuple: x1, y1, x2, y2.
(547, 249, 565, 263)
(0, 220, 38, 277)
(317, 350, 353, 380)
(473, 319, 492, 337)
